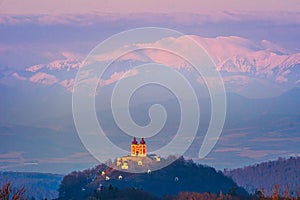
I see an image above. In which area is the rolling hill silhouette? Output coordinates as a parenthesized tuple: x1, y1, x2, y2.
(58, 156, 248, 199)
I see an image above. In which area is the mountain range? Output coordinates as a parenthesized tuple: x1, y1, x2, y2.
(5, 35, 300, 98)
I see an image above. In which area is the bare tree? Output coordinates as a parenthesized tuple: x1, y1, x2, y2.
(0, 180, 27, 200)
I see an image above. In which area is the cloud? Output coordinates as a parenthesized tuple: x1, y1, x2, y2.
(39, 152, 95, 164)
(0, 151, 23, 159)
(214, 147, 241, 153)
(0, 10, 299, 26)
(238, 149, 287, 159)
(37, 14, 92, 25)
(0, 151, 95, 170)
(0, 15, 33, 25)
(219, 132, 249, 141)
(250, 137, 300, 143)
(0, 152, 25, 169)
(1, 0, 299, 15)
(214, 147, 288, 159)
(29, 72, 59, 85)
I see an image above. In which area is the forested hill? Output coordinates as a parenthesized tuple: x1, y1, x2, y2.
(58, 156, 247, 199)
(0, 171, 63, 199)
(224, 157, 300, 195)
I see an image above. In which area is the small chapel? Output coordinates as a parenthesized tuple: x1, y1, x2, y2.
(131, 137, 147, 157)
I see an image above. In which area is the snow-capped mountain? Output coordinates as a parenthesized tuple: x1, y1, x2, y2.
(7, 35, 300, 98)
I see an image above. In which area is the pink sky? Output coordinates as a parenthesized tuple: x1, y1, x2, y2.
(0, 0, 299, 15)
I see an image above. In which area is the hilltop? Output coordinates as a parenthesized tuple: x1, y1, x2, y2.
(58, 156, 248, 199)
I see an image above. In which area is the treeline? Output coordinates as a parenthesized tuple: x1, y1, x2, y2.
(224, 157, 300, 196)
(60, 184, 244, 200)
(169, 189, 300, 200)
(2, 181, 300, 200)
(58, 184, 300, 200)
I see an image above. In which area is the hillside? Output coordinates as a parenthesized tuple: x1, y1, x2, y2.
(0, 171, 63, 199)
(58, 156, 248, 199)
(224, 157, 300, 195)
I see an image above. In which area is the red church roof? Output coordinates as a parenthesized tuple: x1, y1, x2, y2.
(140, 138, 146, 144)
(132, 137, 138, 144)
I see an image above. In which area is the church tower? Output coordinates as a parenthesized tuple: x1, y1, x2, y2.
(131, 137, 138, 156)
(130, 137, 147, 157)
(139, 138, 147, 157)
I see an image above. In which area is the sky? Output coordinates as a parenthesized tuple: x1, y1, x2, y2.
(0, 0, 299, 174)
(1, 0, 299, 14)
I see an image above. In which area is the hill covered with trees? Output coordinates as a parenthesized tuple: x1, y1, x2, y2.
(58, 156, 248, 199)
(224, 157, 300, 196)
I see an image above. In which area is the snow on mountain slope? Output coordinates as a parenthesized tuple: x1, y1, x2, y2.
(151, 35, 300, 80)
(7, 35, 300, 98)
